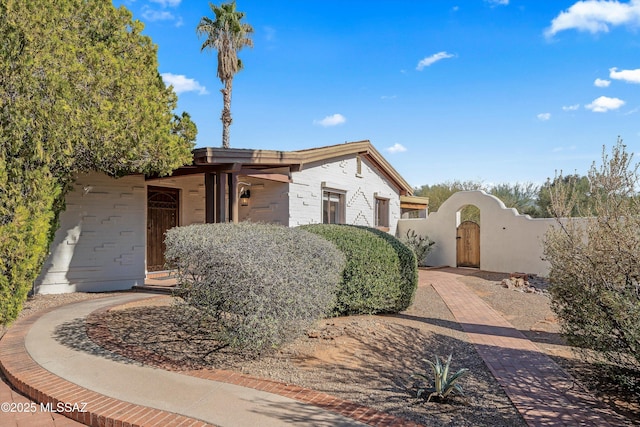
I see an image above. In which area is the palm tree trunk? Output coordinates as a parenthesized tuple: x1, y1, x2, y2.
(220, 78, 233, 149)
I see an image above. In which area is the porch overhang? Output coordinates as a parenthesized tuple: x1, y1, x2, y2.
(146, 141, 414, 224)
(400, 195, 429, 211)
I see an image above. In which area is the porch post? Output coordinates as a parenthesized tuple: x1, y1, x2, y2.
(205, 173, 215, 223)
(216, 172, 227, 222)
(229, 173, 239, 223)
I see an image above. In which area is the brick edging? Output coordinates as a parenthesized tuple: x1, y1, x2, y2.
(0, 299, 216, 427)
(86, 298, 424, 427)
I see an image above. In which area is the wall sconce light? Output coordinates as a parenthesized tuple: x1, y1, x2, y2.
(240, 189, 251, 206)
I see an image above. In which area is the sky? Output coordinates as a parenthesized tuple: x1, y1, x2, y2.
(114, 0, 640, 188)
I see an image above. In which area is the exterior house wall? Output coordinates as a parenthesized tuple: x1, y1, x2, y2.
(35, 148, 406, 294)
(147, 175, 206, 226)
(237, 178, 289, 225)
(289, 156, 402, 234)
(35, 172, 147, 294)
(398, 191, 562, 276)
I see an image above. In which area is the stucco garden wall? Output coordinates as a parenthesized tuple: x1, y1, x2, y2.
(35, 172, 147, 294)
(398, 191, 561, 276)
(289, 155, 402, 234)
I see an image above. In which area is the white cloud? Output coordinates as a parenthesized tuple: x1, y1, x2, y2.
(585, 95, 625, 112)
(149, 0, 181, 6)
(594, 78, 611, 87)
(545, 0, 640, 38)
(313, 114, 346, 127)
(537, 113, 551, 121)
(563, 104, 581, 111)
(142, 7, 175, 22)
(386, 143, 407, 154)
(416, 52, 455, 70)
(485, 0, 509, 6)
(609, 67, 640, 83)
(161, 73, 208, 95)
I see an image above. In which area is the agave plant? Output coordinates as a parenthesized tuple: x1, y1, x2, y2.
(412, 354, 469, 402)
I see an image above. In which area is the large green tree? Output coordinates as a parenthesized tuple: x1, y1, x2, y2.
(0, 0, 195, 323)
(197, 1, 253, 149)
(537, 174, 593, 218)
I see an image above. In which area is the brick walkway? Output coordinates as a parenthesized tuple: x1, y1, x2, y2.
(0, 295, 420, 427)
(0, 370, 83, 427)
(1, 270, 634, 426)
(0, 303, 215, 427)
(424, 268, 631, 427)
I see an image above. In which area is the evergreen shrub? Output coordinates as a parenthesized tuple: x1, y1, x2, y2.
(165, 223, 345, 352)
(300, 224, 417, 315)
(0, 0, 195, 324)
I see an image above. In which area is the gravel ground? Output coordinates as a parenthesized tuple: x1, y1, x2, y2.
(0, 292, 108, 338)
(5, 272, 638, 425)
(81, 282, 527, 426)
(459, 271, 640, 423)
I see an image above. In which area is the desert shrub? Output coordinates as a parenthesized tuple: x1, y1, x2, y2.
(300, 224, 418, 315)
(544, 139, 640, 372)
(164, 223, 345, 352)
(400, 229, 435, 267)
(412, 354, 468, 402)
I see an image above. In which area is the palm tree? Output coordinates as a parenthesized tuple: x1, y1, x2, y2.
(197, 1, 253, 149)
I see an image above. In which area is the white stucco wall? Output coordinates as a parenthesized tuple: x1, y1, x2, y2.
(35, 172, 147, 294)
(397, 191, 558, 276)
(289, 155, 402, 234)
(147, 175, 206, 226)
(238, 178, 289, 225)
(36, 158, 405, 294)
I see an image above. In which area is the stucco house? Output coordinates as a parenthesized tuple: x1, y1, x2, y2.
(35, 140, 427, 294)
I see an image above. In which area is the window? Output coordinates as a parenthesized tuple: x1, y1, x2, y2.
(323, 190, 345, 224)
(375, 197, 389, 229)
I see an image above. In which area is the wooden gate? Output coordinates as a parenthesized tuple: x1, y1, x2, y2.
(147, 187, 179, 272)
(456, 221, 480, 268)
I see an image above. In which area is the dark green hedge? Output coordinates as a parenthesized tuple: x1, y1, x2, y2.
(300, 224, 417, 315)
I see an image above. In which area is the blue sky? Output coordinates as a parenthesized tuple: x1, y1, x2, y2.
(115, 0, 640, 188)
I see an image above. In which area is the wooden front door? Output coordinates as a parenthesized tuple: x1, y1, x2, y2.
(456, 221, 480, 268)
(147, 187, 179, 272)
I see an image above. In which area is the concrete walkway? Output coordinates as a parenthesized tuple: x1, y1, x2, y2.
(0, 269, 633, 426)
(0, 293, 418, 427)
(424, 268, 631, 426)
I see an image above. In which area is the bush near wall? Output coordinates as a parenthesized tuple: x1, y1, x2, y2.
(300, 224, 418, 315)
(164, 223, 345, 352)
(0, 0, 195, 324)
(0, 169, 60, 324)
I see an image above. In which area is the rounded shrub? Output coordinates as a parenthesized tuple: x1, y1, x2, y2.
(164, 222, 345, 353)
(300, 224, 418, 315)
